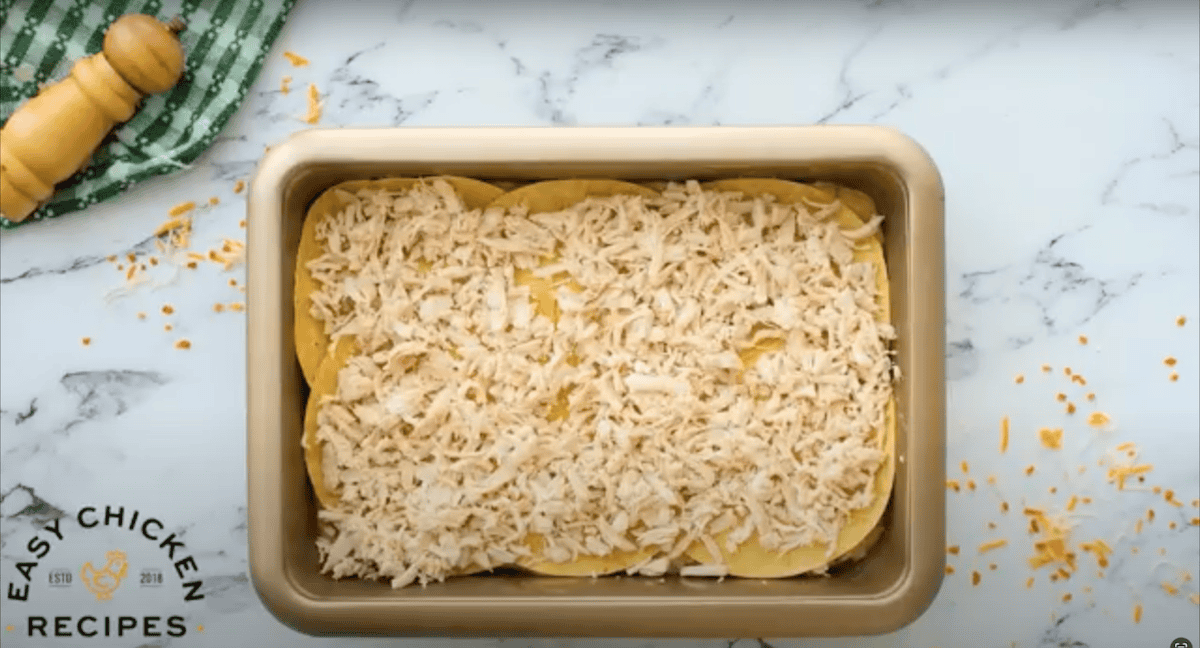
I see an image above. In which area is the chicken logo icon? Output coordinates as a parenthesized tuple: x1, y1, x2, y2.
(80, 550, 129, 601)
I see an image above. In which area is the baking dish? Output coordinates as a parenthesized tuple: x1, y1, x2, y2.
(246, 126, 946, 637)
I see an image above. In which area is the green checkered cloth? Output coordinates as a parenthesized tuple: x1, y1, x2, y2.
(0, 0, 296, 228)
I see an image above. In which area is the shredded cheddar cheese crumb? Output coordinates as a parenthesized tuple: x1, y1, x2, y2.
(1136, 519, 1143, 534)
(1056, 392, 1066, 402)
(1040, 428, 1064, 449)
(164, 324, 173, 332)
(1133, 603, 1141, 624)
(1169, 521, 1177, 530)
(1042, 364, 1052, 373)
(154, 218, 188, 237)
(947, 545, 960, 555)
(228, 278, 238, 287)
(972, 571, 981, 586)
(987, 522, 997, 529)
(987, 475, 996, 485)
(208, 196, 220, 206)
(1066, 495, 1078, 511)
(1015, 374, 1025, 384)
(281, 75, 292, 94)
(214, 303, 225, 313)
(945, 565, 954, 574)
(1191, 517, 1199, 525)
(989, 563, 997, 570)
(1178, 316, 1187, 327)
(979, 539, 1008, 553)
(961, 460, 969, 474)
(967, 480, 976, 491)
(175, 339, 191, 350)
(1066, 402, 1076, 414)
(186, 261, 198, 269)
(1001, 501, 1009, 513)
(161, 304, 174, 315)
(1064, 367, 1072, 376)
(137, 312, 146, 320)
(947, 480, 961, 492)
(168, 201, 196, 217)
(125, 265, 137, 280)
(1087, 412, 1111, 428)
(1026, 576, 1034, 588)
(1049, 486, 1057, 494)
(1107, 462, 1153, 490)
(81, 337, 91, 346)
(1078, 335, 1087, 345)
(1169, 372, 1179, 382)
(1164, 490, 1184, 507)
(283, 51, 309, 66)
(1147, 508, 1155, 522)
(149, 257, 158, 266)
(1165, 356, 1178, 366)
(228, 302, 245, 312)
(1071, 374, 1087, 386)
(304, 83, 322, 124)
(1001, 416, 1010, 453)
(106, 255, 117, 263)
(1025, 465, 1036, 476)
(1190, 593, 1199, 605)
(234, 180, 245, 194)
(1062, 593, 1071, 602)
(1086, 392, 1095, 401)
(239, 219, 247, 228)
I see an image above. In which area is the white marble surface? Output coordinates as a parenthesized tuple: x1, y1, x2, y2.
(2, 0, 1198, 646)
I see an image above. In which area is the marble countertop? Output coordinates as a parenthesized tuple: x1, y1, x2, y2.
(2, 1, 1198, 646)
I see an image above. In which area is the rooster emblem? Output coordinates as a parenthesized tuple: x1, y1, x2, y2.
(80, 550, 129, 601)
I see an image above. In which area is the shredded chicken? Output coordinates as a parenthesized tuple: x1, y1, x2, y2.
(304, 179, 895, 588)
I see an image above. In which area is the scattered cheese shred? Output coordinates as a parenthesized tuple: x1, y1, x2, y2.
(283, 51, 309, 66)
(1025, 465, 1036, 476)
(978, 539, 1008, 554)
(208, 196, 220, 206)
(961, 460, 969, 474)
(81, 337, 91, 346)
(1066, 495, 1078, 511)
(281, 75, 292, 94)
(1025, 576, 1034, 588)
(1087, 412, 1111, 429)
(1165, 356, 1177, 366)
(947, 480, 961, 492)
(174, 339, 191, 350)
(1055, 392, 1067, 402)
(947, 545, 960, 555)
(1078, 335, 1088, 345)
(1015, 374, 1025, 384)
(1000, 416, 1010, 453)
(1164, 490, 1184, 507)
(1062, 593, 1072, 602)
(1133, 603, 1142, 624)
(1039, 428, 1063, 450)
(1085, 392, 1095, 401)
(136, 312, 146, 320)
(1001, 501, 1009, 513)
(213, 303, 225, 313)
(1169, 372, 1179, 382)
(1066, 402, 1076, 414)
(1106, 462, 1153, 490)
(304, 83, 322, 124)
(972, 571, 981, 586)
(154, 217, 188, 237)
(1190, 593, 1199, 605)
(228, 302, 245, 312)
(1070, 374, 1086, 386)
(986, 475, 996, 485)
(168, 201, 196, 217)
(1178, 315, 1187, 327)
(967, 480, 976, 491)
(161, 304, 174, 315)
(945, 565, 954, 574)
(234, 180, 246, 194)
(1042, 364, 1052, 373)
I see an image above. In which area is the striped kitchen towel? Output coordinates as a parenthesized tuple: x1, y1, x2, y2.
(0, 0, 296, 229)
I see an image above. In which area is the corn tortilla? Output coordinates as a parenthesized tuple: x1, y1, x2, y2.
(485, 179, 662, 576)
(294, 176, 504, 384)
(682, 178, 895, 577)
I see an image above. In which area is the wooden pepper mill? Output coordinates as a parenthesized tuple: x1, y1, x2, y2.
(0, 14, 187, 222)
